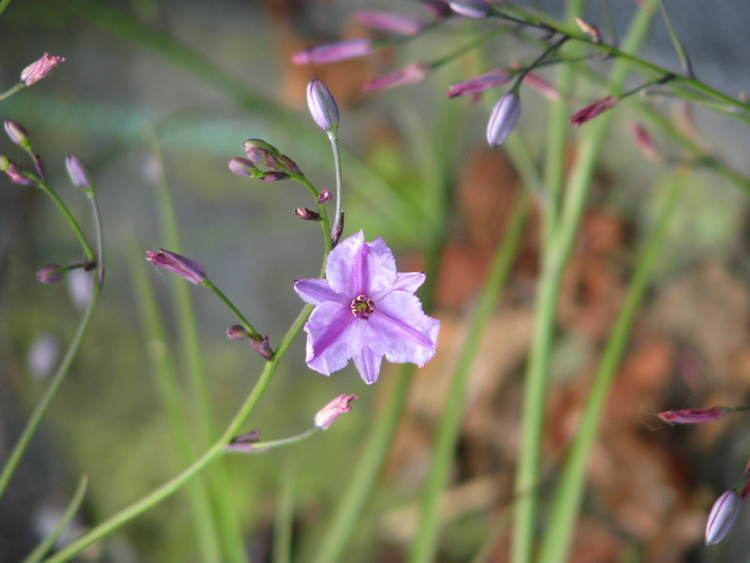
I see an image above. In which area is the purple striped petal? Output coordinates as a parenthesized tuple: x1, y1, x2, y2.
(304, 302, 356, 375)
(371, 292, 439, 366)
(326, 231, 396, 296)
(294, 278, 343, 305)
(352, 346, 383, 385)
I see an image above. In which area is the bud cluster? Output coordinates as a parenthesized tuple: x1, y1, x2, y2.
(228, 138, 300, 182)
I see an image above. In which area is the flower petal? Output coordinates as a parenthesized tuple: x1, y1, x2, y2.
(370, 291, 439, 367)
(325, 231, 396, 296)
(304, 302, 355, 375)
(294, 278, 343, 305)
(373, 271, 425, 299)
(352, 346, 383, 385)
(325, 230, 365, 295)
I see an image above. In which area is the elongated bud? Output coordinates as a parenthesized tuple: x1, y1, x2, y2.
(314, 394, 358, 430)
(226, 430, 261, 453)
(575, 16, 601, 43)
(36, 264, 65, 284)
(228, 157, 257, 177)
(353, 10, 423, 36)
(32, 154, 46, 180)
(628, 122, 662, 163)
(20, 53, 65, 86)
(65, 154, 92, 188)
(364, 63, 430, 92)
(145, 248, 206, 285)
(3, 120, 29, 147)
(486, 92, 521, 148)
(658, 406, 728, 425)
(226, 325, 247, 341)
(4, 161, 33, 186)
(278, 155, 301, 175)
(448, 69, 509, 98)
(318, 188, 331, 203)
(294, 207, 321, 221)
(260, 171, 289, 182)
(249, 334, 273, 361)
(306, 80, 339, 133)
(242, 139, 281, 167)
(448, 0, 491, 18)
(705, 490, 741, 545)
(569, 96, 617, 126)
(293, 39, 373, 65)
(523, 71, 561, 101)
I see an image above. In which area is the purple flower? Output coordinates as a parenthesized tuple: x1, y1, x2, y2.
(306, 79, 339, 132)
(448, 0, 491, 19)
(292, 39, 373, 65)
(353, 11, 423, 36)
(448, 68, 509, 98)
(569, 96, 617, 127)
(145, 248, 206, 285)
(705, 490, 741, 545)
(65, 154, 92, 188)
(294, 231, 440, 384)
(228, 157, 257, 177)
(486, 92, 521, 148)
(20, 53, 65, 86)
(363, 63, 430, 92)
(314, 394, 358, 429)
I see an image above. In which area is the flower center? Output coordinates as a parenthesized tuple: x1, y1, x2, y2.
(350, 294, 375, 319)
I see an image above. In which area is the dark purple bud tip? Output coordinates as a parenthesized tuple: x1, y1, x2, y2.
(226, 324, 247, 341)
(226, 430, 262, 453)
(36, 264, 65, 284)
(318, 188, 331, 203)
(3, 120, 29, 147)
(228, 157, 258, 178)
(294, 207, 321, 221)
(249, 334, 273, 361)
(145, 248, 206, 285)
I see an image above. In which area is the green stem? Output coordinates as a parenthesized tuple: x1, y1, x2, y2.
(512, 3, 659, 562)
(0, 280, 100, 497)
(0, 0, 11, 16)
(273, 465, 296, 563)
(0, 82, 23, 102)
(202, 277, 263, 343)
(22, 474, 88, 563)
(538, 170, 686, 563)
(327, 131, 343, 241)
(84, 188, 105, 284)
(291, 174, 332, 253)
(35, 179, 95, 263)
(230, 428, 319, 454)
(658, 0, 694, 78)
(409, 193, 530, 563)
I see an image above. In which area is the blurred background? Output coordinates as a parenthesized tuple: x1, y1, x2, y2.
(1, 1, 749, 561)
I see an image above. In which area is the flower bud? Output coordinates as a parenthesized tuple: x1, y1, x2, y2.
(248, 334, 273, 361)
(278, 155, 301, 175)
(145, 248, 206, 285)
(705, 490, 741, 545)
(522, 71, 561, 101)
(292, 39, 373, 65)
(36, 264, 65, 284)
(486, 92, 521, 148)
(448, 69, 509, 98)
(575, 16, 601, 43)
(294, 207, 321, 221)
(317, 188, 331, 204)
(628, 122, 662, 163)
(226, 325, 247, 341)
(260, 171, 289, 182)
(306, 79, 339, 133)
(569, 96, 617, 127)
(314, 394, 358, 430)
(242, 138, 281, 167)
(364, 63, 430, 92)
(3, 120, 29, 147)
(226, 430, 261, 453)
(658, 406, 727, 425)
(228, 157, 257, 177)
(353, 10, 423, 36)
(65, 154, 92, 188)
(32, 154, 46, 181)
(4, 161, 33, 186)
(448, 0, 491, 18)
(20, 53, 66, 86)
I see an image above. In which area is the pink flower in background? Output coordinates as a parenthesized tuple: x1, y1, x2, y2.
(353, 11, 423, 36)
(20, 53, 65, 86)
(658, 406, 727, 425)
(364, 63, 429, 92)
(569, 96, 617, 126)
(292, 39, 373, 65)
(448, 68, 509, 98)
(522, 71, 561, 101)
(295, 231, 440, 384)
(146, 249, 206, 285)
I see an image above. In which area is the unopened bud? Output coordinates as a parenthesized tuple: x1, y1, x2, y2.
(242, 138, 281, 168)
(278, 155, 301, 175)
(145, 248, 206, 285)
(448, 0, 491, 18)
(314, 394, 358, 430)
(249, 334, 273, 361)
(4, 161, 33, 186)
(306, 79, 339, 133)
(658, 406, 728, 425)
(3, 120, 29, 147)
(20, 53, 65, 86)
(65, 154, 92, 188)
(486, 92, 521, 148)
(292, 39, 373, 65)
(705, 490, 741, 545)
(260, 171, 289, 182)
(364, 63, 430, 92)
(448, 69, 509, 98)
(226, 325, 247, 341)
(294, 207, 321, 221)
(628, 122, 662, 163)
(575, 16, 601, 43)
(32, 154, 46, 180)
(317, 189, 331, 203)
(226, 430, 261, 453)
(36, 264, 65, 284)
(228, 157, 257, 177)
(353, 10, 423, 36)
(569, 96, 617, 127)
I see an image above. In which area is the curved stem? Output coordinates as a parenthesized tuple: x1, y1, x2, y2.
(292, 174, 333, 254)
(202, 277, 263, 342)
(0, 279, 101, 498)
(84, 189, 105, 284)
(0, 82, 23, 102)
(327, 132, 343, 242)
(35, 179, 96, 263)
(230, 428, 319, 454)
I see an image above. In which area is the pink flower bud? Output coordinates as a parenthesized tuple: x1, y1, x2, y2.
(522, 71, 561, 101)
(145, 249, 206, 285)
(259, 171, 289, 182)
(228, 157, 257, 177)
(314, 394, 358, 430)
(3, 120, 29, 146)
(292, 39, 373, 65)
(705, 490, 741, 545)
(569, 96, 617, 127)
(36, 264, 65, 284)
(306, 79, 339, 132)
(20, 53, 66, 86)
(658, 406, 727, 425)
(353, 11, 423, 36)
(226, 325, 247, 341)
(628, 122, 662, 163)
(317, 188, 331, 203)
(4, 161, 33, 186)
(65, 154, 92, 188)
(248, 334, 273, 361)
(448, 0, 491, 18)
(294, 207, 321, 221)
(486, 92, 521, 148)
(242, 138, 281, 168)
(226, 430, 261, 453)
(575, 16, 601, 43)
(448, 69, 510, 98)
(364, 63, 430, 92)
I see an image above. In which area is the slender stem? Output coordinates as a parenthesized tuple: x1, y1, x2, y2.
(409, 193, 530, 563)
(512, 4, 658, 561)
(0, 279, 101, 497)
(292, 174, 333, 253)
(0, 82, 23, 102)
(538, 169, 686, 563)
(658, 0, 694, 78)
(327, 131, 343, 241)
(22, 474, 88, 563)
(273, 465, 296, 563)
(230, 428, 319, 454)
(512, 36, 569, 91)
(84, 188, 105, 284)
(34, 179, 95, 262)
(203, 277, 263, 342)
